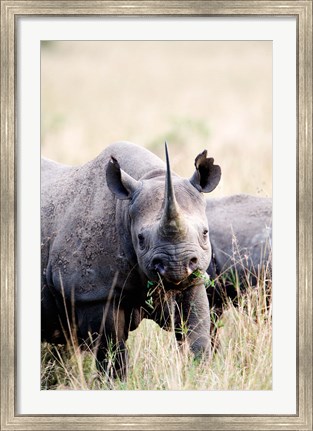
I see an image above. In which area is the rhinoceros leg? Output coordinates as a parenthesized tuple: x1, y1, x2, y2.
(41, 284, 67, 344)
(174, 284, 211, 360)
(75, 301, 129, 380)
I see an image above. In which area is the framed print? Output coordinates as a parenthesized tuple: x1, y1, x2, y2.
(1, 1, 312, 430)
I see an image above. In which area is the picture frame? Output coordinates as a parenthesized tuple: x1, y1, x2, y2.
(1, 1, 312, 430)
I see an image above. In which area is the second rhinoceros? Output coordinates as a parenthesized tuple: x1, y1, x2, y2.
(41, 141, 221, 377)
(206, 194, 272, 312)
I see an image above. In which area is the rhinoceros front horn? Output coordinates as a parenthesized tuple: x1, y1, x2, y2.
(159, 143, 186, 236)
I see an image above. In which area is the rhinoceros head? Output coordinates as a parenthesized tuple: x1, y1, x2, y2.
(106, 144, 221, 286)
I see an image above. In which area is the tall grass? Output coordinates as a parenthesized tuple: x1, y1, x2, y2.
(41, 260, 272, 391)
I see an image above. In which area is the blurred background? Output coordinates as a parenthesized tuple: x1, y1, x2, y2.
(41, 41, 272, 197)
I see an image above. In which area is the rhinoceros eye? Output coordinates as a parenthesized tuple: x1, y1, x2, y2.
(203, 228, 209, 240)
(138, 233, 145, 249)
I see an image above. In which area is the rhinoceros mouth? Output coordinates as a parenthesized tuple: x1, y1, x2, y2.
(161, 275, 188, 286)
(148, 264, 192, 286)
(147, 267, 209, 290)
(169, 271, 211, 290)
(162, 269, 191, 285)
(167, 273, 210, 292)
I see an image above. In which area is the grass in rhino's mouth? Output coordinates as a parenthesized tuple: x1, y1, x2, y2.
(190, 269, 215, 289)
(145, 270, 214, 310)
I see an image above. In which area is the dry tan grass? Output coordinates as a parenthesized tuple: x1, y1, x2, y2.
(41, 254, 272, 391)
(41, 41, 272, 197)
(41, 276, 272, 391)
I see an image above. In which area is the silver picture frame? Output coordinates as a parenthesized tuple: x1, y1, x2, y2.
(1, 1, 312, 430)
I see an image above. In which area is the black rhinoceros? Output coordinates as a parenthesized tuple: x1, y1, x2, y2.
(41, 141, 221, 377)
(206, 194, 272, 312)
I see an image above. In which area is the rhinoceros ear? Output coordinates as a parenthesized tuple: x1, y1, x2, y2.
(189, 150, 221, 193)
(106, 157, 139, 200)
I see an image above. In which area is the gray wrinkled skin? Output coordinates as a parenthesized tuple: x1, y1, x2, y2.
(206, 194, 272, 311)
(41, 141, 221, 377)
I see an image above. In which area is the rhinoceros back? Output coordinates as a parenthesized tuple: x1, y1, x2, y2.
(206, 194, 272, 274)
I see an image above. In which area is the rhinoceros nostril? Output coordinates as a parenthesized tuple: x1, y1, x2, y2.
(152, 258, 166, 276)
(189, 257, 198, 272)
